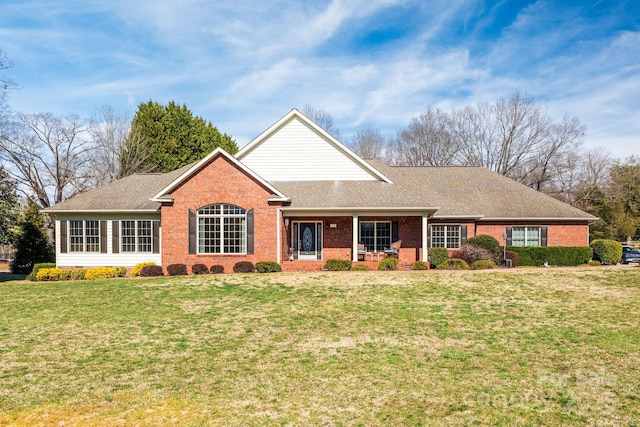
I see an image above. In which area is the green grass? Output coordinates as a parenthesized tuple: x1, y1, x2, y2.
(1, 268, 639, 425)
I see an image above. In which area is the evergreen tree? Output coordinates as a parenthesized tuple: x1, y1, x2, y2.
(10, 198, 54, 274)
(0, 166, 19, 245)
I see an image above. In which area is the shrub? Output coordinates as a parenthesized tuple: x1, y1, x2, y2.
(352, 265, 369, 271)
(436, 258, 470, 270)
(255, 261, 282, 273)
(210, 264, 225, 274)
(411, 260, 429, 270)
(115, 266, 128, 277)
(590, 239, 622, 265)
(233, 261, 255, 273)
(85, 267, 118, 280)
(132, 262, 156, 277)
(70, 268, 86, 280)
(508, 246, 593, 266)
(466, 235, 502, 262)
(324, 259, 352, 271)
(470, 259, 496, 270)
(36, 267, 63, 281)
(27, 262, 57, 281)
(588, 260, 601, 266)
(167, 263, 188, 276)
(457, 244, 494, 265)
(377, 257, 399, 270)
(192, 263, 209, 275)
(140, 265, 164, 277)
(59, 269, 73, 281)
(428, 247, 449, 268)
(505, 250, 519, 268)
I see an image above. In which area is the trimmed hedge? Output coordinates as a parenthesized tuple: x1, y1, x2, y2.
(436, 258, 470, 270)
(233, 261, 255, 273)
(255, 261, 282, 273)
(27, 262, 57, 281)
(192, 263, 209, 275)
(507, 246, 592, 266)
(132, 262, 156, 277)
(427, 247, 449, 268)
(324, 259, 352, 271)
(411, 260, 429, 270)
(470, 259, 496, 270)
(36, 267, 63, 281)
(140, 265, 164, 277)
(210, 265, 225, 274)
(590, 239, 622, 265)
(85, 267, 118, 280)
(377, 257, 399, 271)
(115, 266, 128, 277)
(352, 265, 369, 271)
(167, 263, 188, 276)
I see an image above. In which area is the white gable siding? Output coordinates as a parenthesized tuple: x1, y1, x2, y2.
(55, 214, 161, 268)
(241, 117, 378, 181)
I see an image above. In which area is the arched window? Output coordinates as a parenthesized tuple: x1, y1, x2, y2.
(197, 204, 247, 254)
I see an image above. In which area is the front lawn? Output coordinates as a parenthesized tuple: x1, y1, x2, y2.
(1, 268, 639, 425)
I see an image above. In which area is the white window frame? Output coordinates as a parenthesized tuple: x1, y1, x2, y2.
(121, 220, 152, 253)
(359, 221, 391, 252)
(69, 220, 100, 253)
(511, 226, 541, 247)
(197, 204, 247, 254)
(430, 225, 461, 249)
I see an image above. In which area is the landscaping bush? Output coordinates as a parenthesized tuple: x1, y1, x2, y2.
(70, 268, 86, 280)
(255, 261, 282, 273)
(466, 235, 502, 262)
(36, 267, 63, 281)
(427, 247, 449, 268)
(233, 261, 255, 273)
(167, 263, 188, 276)
(352, 265, 369, 271)
(590, 239, 622, 265)
(192, 263, 209, 275)
(411, 260, 429, 270)
(377, 257, 399, 270)
(115, 266, 128, 277)
(324, 259, 352, 271)
(85, 267, 118, 280)
(470, 259, 496, 270)
(508, 246, 593, 266)
(588, 260, 602, 266)
(27, 262, 57, 281)
(132, 262, 156, 277)
(505, 250, 519, 268)
(140, 265, 164, 277)
(210, 264, 225, 274)
(456, 243, 494, 265)
(59, 269, 73, 281)
(436, 258, 470, 270)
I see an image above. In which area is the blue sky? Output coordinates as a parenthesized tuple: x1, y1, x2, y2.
(1, 0, 638, 158)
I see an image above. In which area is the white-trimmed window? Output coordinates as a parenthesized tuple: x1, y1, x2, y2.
(198, 204, 246, 254)
(359, 221, 391, 252)
(511, 227, 541, 247)
(69, 220, 100, 252)
(429, 225, 464, 249)
(121, 220, 152, 253)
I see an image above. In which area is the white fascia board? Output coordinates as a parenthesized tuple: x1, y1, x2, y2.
(478, 217, 597, 221)
(236, 109, 394, 184)
(150, 147, 290, 202)
(41, 209, 160, 214)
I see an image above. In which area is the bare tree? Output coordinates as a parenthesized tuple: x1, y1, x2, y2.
(349, 128, 390, 161)
(394, 107, 459, 166)
(0, 51, 17, 140)
(0, 112, 91, 208)
(87, 105, 132, 186)
(116, 126, 154, 179)
(302, 104, 341, 140)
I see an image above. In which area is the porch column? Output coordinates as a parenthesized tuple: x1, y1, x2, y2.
(352, 214, 359, 262)
(422, 214, 428, 262)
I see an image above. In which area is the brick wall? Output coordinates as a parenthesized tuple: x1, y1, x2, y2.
(476, 222, 590, 247)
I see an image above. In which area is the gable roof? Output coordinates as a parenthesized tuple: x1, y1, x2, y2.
(150, 147, 289, 202)
(236, 109, 392, 183)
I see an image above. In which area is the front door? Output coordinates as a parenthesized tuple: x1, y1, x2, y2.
(293, 222, 322, 260)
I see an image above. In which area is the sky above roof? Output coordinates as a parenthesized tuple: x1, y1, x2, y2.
(1, 0, 638, 159)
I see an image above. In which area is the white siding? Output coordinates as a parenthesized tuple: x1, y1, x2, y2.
(241, 117, 378, 181)
(55, 214, 161, 267)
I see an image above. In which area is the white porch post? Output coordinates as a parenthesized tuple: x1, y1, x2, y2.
(422, 214, 429, 262)
(352, 214, 359, 262)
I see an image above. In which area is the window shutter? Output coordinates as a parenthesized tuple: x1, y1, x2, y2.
(100, 221, 107, 253)
(246, 209, 254, 255)
(391, 221, 399, 243)
(460, 226, 467, 244)
(506, 227, 513, 246)
(153, 220, 160, 253)
(189, 209, 196, 254)
(112, 221, 120, 253)
(60, 221, 68, 253)
(427, 226, 432, 248)
(541, 227, 548, 247)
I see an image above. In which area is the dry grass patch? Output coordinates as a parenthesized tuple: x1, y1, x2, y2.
(1, 267, 639, 425)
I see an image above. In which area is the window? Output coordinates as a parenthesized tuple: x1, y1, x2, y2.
(511, 227, 540, 247)
(430, 225, 462, 249)
(121, 220, 152, 253)
(198, 204, 246, 254)
(69, 220, 100, 252)
(359, 222, 391, 252)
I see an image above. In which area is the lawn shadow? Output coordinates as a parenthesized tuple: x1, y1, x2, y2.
(0, 272, 27, 283)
